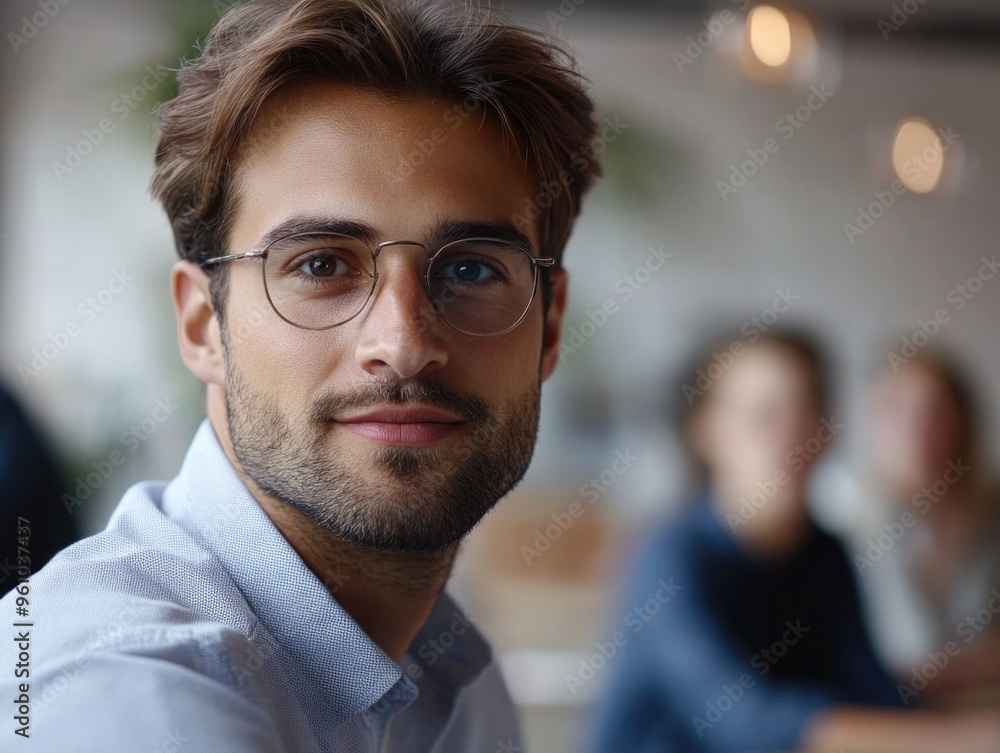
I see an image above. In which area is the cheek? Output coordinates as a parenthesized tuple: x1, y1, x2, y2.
(446, 338, 535, 406)
(227, 308, 353, 397)
(404, 336, 534, 429)
(476, 317, 545, 392)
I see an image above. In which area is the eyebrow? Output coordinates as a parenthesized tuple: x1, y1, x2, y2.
(255, 218, 380, 250)
(253, 217, 536, 254)
(432, 219, 535, 252)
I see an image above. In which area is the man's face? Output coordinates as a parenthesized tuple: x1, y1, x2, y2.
(213, 82, 564, 552)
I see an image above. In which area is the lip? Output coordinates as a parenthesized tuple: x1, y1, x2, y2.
(338, 406, 466, 424)
(336, 405, 466, 446)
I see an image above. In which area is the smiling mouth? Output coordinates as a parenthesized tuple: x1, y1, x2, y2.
(335, 405, 467, 446)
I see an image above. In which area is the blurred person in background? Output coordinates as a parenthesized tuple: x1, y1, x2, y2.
(588, 330, 1000, 753)
(849, 349, 1000, 701)
(0, 381, 78, 596)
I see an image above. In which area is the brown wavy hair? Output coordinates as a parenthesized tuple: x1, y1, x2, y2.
(150, 0, 602, 316)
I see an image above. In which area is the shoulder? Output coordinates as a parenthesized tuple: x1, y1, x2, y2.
(632, 504, 734, 573)
(1, 481, 282, 748)
(17, 646, 283, 751)
(3, 478, 261, 685)
(603, 505, 732, 621)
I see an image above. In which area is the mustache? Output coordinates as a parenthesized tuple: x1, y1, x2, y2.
(309, 377, 493, 425)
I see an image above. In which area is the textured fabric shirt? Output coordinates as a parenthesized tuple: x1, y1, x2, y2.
(0, 419, 520, 752)
(588, 491, 903, 753)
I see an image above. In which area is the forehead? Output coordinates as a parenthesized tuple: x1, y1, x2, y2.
(880, 364, 953, 408)
(716, 345, 813, 402)
(228, 81, 537, 250)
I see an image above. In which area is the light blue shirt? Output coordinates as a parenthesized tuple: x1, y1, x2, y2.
(1, 420, 521, 752)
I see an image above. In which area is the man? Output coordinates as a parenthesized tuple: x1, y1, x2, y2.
(0, 1, 600, 750)
(590, 331, 1000, 753)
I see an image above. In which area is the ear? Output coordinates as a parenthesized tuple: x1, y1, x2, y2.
(539, 267, 568, 382)
(172, 261, 225, 387)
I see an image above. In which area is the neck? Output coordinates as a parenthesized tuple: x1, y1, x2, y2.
(208, 406, 456, 663)
(258, 498, 458, 663)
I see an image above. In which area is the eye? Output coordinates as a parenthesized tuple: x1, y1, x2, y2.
(435, 257, 503, 284)
(295, 252, 358, 278)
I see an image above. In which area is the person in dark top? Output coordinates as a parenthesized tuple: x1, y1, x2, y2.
(589, 330, 1000, 753)
(0, 382, 78, 596)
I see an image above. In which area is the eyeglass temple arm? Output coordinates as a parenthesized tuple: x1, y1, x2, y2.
(202, 249, 554, 269)
(200, 250, 266, 268)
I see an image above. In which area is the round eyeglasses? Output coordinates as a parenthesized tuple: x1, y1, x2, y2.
(201, 231, 555, 337)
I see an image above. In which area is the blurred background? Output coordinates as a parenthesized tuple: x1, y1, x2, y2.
(2, 0, 1000, 750)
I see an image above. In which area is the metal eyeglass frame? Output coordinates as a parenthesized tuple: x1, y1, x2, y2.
(200, 230, 556, 337)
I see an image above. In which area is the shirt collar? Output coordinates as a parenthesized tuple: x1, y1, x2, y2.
(406, 590, 494, 692)
(171, 419, 406, 726)
(167, 419, 492, 726)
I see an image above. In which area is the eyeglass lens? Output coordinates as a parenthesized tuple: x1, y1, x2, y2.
(262, 233, 539, 334)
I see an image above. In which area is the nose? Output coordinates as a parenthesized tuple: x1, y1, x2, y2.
(353, 244, 449, 380)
